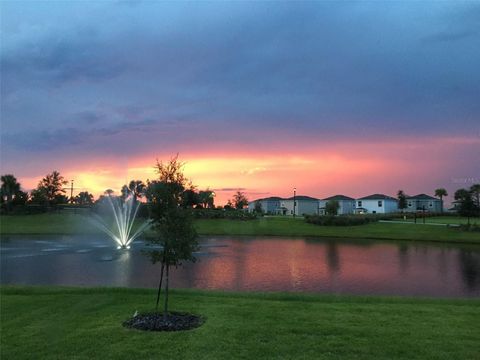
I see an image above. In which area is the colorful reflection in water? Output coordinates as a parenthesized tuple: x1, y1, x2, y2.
(1, 236, 479, 298)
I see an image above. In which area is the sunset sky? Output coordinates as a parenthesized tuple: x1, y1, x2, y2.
(1, 1, 479, 205)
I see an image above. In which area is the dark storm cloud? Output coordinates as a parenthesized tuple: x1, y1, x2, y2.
(1, 1, 480, 158)
(1, 29, 128, 93)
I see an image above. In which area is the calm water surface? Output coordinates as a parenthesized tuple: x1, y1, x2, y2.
(1, 235, 479, 298)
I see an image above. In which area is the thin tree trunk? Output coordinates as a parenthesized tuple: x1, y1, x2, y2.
(163, 264, 170, 319)
(155, 261, 165, 312)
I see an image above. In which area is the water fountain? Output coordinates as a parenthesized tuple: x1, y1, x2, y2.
(91, 194, 150, 249)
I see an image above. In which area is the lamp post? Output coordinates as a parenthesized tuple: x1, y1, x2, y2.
(293, 187, 297, 218)
(70, 180, 74, 204)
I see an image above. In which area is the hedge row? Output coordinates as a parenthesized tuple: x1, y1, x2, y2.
(304, 214, 393, 226)
(191, 209, 257, 220)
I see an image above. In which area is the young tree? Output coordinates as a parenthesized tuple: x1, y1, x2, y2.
(325, 200, 340, 215)
(1, 174, 21, 212)
(434, 188, 448, 213)
(146, 156, 199, 317)
(232, 191, 248, 209)
(397, 190, 407, 213)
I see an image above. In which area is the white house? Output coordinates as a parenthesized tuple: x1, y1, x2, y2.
(355, 194, 398, 214)
(279, 195, 319, 216)
(318, 195, 356, 215)
(405, 194, 443, 213)
(248, 197, 282, 214)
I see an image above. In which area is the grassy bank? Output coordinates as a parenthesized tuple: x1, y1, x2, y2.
(195, 217, 480, 243)
(1, 286, 479, 359)
(1, 213, 479, 243)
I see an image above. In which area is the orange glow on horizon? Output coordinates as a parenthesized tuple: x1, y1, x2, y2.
(13, 135, 478, 205)
(19, 153, 396, 205)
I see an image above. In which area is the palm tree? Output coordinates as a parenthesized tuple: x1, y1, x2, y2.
(128, 180, 146, 203)
(1, 174, 21, 212)
(434, 188, 448, 213)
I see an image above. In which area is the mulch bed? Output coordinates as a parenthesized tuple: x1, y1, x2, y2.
(123, 311, 204, 332)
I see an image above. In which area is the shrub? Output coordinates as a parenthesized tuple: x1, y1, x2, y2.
(305, 214, 381, 226)
(191, 208, 257, 220)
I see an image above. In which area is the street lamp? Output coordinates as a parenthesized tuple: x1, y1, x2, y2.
(70, 180, 74, 204)
(293, 187, 297, 218)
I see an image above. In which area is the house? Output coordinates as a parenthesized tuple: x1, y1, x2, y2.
(249, 195, 319, 215)
(247, 197, 282, 214)
(280, 195, 319, 216)
(318, 195, 356, 215)
(405, 194, 443, 213)
(355, 194, 398, 214)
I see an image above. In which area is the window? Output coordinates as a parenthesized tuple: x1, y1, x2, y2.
(408, 202, 412, 207)
(378, 200, 383, 207)
(358, 201, 362, 207)
(429, 202, 433, 207)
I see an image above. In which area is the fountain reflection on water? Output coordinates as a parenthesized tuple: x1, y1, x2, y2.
(91, 194, 150, 249)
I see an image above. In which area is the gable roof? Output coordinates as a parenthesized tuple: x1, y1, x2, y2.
(285, 195, 319, 201)
(322, 194, 355, 201)
(357, 194, 397, 201)
(250, 196, 283, 203)
(406, 194, 438, 200)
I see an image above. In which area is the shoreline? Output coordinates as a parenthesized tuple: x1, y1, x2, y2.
(1, 213, 479, 245)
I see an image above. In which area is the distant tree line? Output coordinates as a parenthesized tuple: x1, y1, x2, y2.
(0, 170, 251, 214)
(2, 170, 477, 219)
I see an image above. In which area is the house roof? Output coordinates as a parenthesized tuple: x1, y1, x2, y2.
(406, 194, 438, 200)
(322, 194, 355, 201)
(285, 195, 319, 201)
(357, 194, 397, 201)
(250, 196, 283, 203)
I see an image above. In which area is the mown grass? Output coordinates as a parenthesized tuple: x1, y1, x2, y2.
(195, 217, 480, 243)
(1, 213, 479, 244)
(400, 216, 479, 225)
(1, 286, 479, 360)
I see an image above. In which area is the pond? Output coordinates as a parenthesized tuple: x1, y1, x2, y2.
(1, 235, 479, 298)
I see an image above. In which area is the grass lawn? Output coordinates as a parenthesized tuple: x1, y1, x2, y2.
(399, 216, 479, 225)
(195, 217, 480, 243)
(1, 286, 479, 360)
(1, 213, 479, 244)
